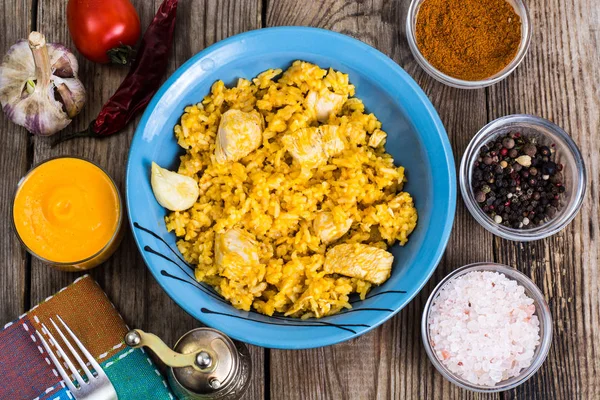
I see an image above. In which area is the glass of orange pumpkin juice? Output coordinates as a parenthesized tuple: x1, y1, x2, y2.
(12, 157, 123, 271)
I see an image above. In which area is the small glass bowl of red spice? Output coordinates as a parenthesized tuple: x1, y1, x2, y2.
(406, 0, 532, 89)
(460, 115, 586, 241)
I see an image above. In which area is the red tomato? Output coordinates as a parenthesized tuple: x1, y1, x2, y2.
(67, 0, 141, 64)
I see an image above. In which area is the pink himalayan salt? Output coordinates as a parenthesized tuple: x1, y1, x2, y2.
(428, 271, 541, 386)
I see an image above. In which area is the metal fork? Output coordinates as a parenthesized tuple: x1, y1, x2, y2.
(36, 315, 118, 400)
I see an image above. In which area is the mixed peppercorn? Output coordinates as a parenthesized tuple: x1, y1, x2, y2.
(472, 132, 566, 228)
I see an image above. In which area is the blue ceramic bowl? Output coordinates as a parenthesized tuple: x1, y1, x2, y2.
(126, 27, 456, 349)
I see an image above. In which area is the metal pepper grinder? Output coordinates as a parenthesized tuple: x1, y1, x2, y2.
(125, 328, 251, 400)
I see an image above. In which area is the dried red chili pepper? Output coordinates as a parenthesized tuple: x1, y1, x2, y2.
(54, 0, 178, 145)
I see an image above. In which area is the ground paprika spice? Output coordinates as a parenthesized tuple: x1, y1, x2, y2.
(415, 0, 522, 81)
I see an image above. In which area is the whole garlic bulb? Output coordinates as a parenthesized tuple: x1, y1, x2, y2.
(0, 32, 86, 136)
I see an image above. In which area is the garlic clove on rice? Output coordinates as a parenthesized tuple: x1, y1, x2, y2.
(150, 162, 200, 211)
(0, 32, 86, 136)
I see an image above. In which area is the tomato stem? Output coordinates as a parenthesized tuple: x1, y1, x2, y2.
(107, 44, 136, 65)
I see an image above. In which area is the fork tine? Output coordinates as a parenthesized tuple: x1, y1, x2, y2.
(56, 315, 106, 378)
(40, 324, 86, 388)
(36, 331, 78, 394)
(50, 317, 95, 380)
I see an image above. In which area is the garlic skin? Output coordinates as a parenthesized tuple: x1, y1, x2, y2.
(0, 32, 86, 136)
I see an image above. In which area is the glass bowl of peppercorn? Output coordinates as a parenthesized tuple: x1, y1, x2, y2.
(406, 0, 532, 89)
(460, 114, 586, 241)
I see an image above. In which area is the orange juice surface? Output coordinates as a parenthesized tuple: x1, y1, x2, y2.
(13, 158, 121, 263)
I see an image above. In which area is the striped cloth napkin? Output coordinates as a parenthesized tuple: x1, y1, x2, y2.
(0, 275, 174, 400)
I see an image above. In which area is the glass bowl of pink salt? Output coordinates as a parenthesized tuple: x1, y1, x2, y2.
(421, 263, 552, 392)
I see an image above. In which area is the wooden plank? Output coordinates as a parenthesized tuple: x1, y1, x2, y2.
(0, 0, 33, 323)
(266, 1, 496, 399)
(142, 3, 264, 399)
(487, 0, 600, 399)
(2, 1, 596, 400)
(30, 0, 159, 341)
(29, 1, 264, 399)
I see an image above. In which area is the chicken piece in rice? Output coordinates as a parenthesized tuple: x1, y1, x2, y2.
(313, 211, 353, 244)
(215, 109, 263, 163)
(214, 228, 267, 310)
(306, 89, 347, 122)
(281, 125, 345, 169)
(368, 128, 387, 148)
(214, 228, 259, 274)
(324, 243, 394, 285)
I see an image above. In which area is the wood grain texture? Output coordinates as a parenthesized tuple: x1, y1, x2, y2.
(0, 1, 598, 399)
(487, 0, 600, 398)
(138, 2, 265, 399)
(0, 0, 32, 321)
(28, 1, 264, 399)
(266, 1, 496, 399)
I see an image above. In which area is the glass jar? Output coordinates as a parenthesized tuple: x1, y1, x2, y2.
(12, 156, 124, 271)
(459, 114, 586, 241)
(421, 262, 553, 392)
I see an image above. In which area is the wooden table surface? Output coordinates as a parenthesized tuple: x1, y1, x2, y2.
(1, 1, 598, 399)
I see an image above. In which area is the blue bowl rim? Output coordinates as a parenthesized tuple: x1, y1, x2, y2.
(126, 26, 456, 349)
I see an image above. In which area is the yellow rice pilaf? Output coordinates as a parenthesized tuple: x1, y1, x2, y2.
(165, 61, 418, 319)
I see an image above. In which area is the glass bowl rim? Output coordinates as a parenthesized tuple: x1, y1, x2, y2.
(459, 114, 587, 241)
(11, 155, 124, 266)
(421, 262, 553, 392)
(405, 0, 533, 89)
